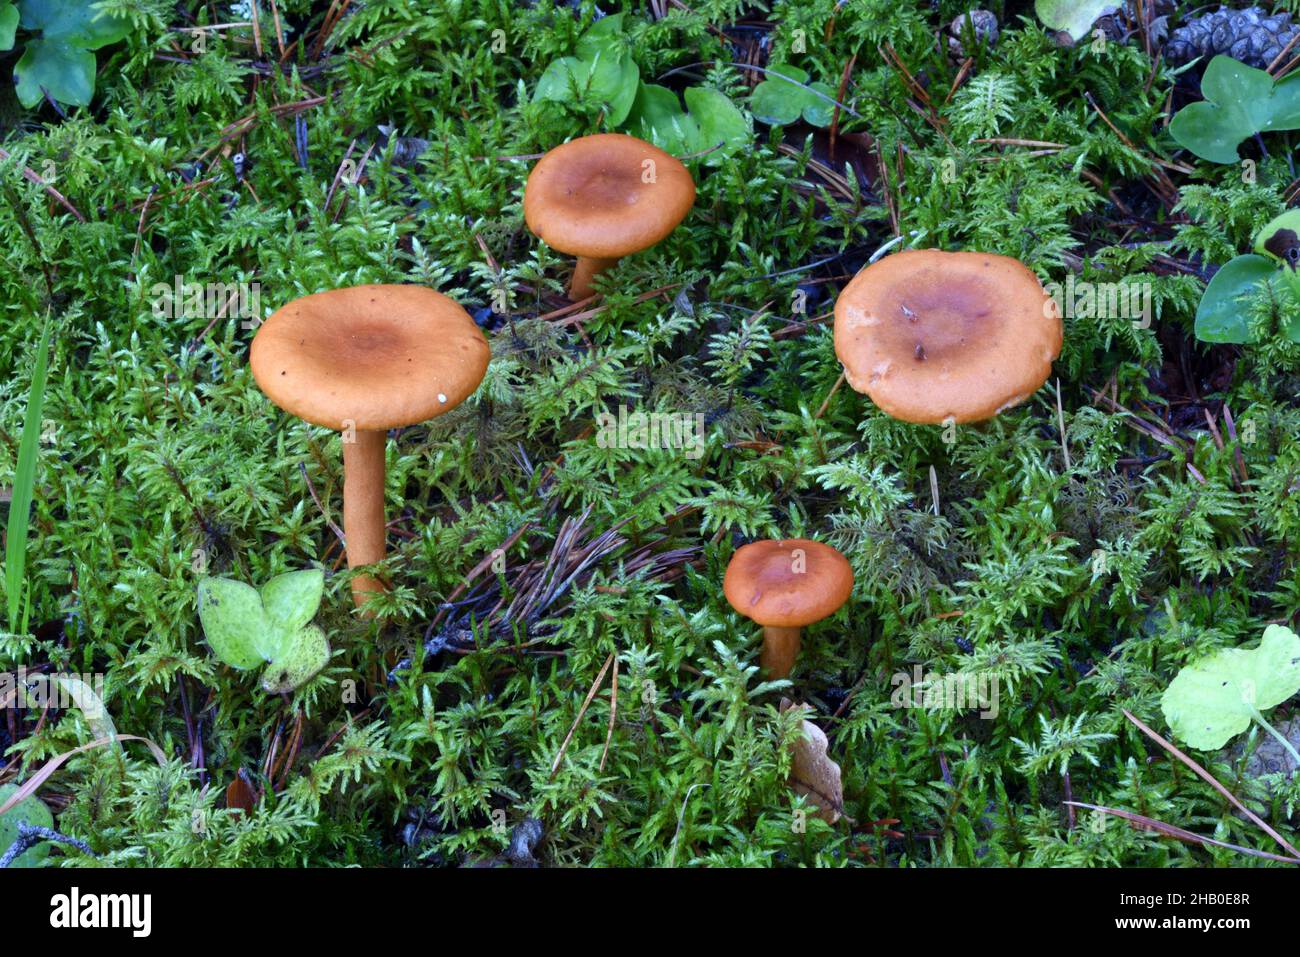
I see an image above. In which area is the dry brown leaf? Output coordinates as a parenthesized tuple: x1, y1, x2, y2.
(226, 771, 259, 817)
(781, 698, 843, 824)
(0, 734, 168, 817)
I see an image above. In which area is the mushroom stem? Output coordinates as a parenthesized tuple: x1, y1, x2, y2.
(342, 428, 388, 611)
(761, 625, 803, 679)
(570, 256, 619, 300)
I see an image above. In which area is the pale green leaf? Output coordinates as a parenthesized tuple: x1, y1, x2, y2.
(1162, 625, 1300, 751)
(260, 624, 330, 694)
(1034, 0, 1117, 41)
(261, 569, 324, 632)
(197, 577, 271, 669)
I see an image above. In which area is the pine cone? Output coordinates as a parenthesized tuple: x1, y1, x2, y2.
(948, 9, 1000, 59)
(1165, 6, 1299, 70)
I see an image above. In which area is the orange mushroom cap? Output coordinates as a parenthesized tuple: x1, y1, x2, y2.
(250, 284, 490, 431)
(723, 539, 854, 629)
(833, 249, 1062, 425)
(523, 133, 695, 260)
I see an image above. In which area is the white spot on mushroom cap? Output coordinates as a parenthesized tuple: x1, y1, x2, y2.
(994, 394, 1028, 415)
(844, 305, 879, 329)
(438, 393, 447, 404)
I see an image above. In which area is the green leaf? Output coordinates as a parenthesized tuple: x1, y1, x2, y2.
(4, 321, 50, 634)
(198, 573, 329, 692)
(534, 56, 582, 102)
(683, 86, 751, 163)
(261, 569, 324, 632)
(18, 0, 129, 48)
(1194, 254, 1277, 343)
(625, 82, 693, 156)
(1034, 0, 1115, 41)
(0, 4, 18, 50)
(748, 65, 837, 128)
(601, 50, 639, 127)
(0, 783, 53, 867)
(1162, 624, 1300, 751)
(260, 624, 330, 694)
(750, 65, 808, 125)
(12, 0, 131, 107)
(197, 577, 272, 669)
(623, 83, 748, 161)
(800, 84, 839, 128)
(532, 49, 639, 126)
(1169, 56, 1300, 164)
(14, 37, 95, 107)
(575, 12, 625, 59)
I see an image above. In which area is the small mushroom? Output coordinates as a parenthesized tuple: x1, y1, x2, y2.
(524, 133, 695, 300)
(833, 249, 1062, 424)
(723, 539, 854, 679)
(250, 284, 490, 611)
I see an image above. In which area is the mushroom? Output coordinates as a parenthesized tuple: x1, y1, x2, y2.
(250, 284, 490, 610)
(723, 539, 854, 679)
(524, 133, 696, 300)
(833, 249, 1062, 424)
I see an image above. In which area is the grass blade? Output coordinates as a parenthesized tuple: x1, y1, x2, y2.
(4, 320, 51, 634)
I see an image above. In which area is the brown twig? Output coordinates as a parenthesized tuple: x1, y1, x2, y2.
(0, 147, 86, 222)
(599, 655, 619, 773)
(814, 372, 845, 420)
(1121, 708, 1300, 861)
(1066, 801, 1299, 864)
(550, 653, 615, 779)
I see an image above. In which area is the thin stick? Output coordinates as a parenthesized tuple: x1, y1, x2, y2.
(599, 655, 619, 773)
(1268, 30, 1300, 75)
(1065, 801, 1299, 865)
(249, 0, 263, 57)
(553, 284, 681, 328)
(1121, 708, 1300, 861)
(0, 147, 86, 222)
(1056, 379, 1071, 470)
(828, 53, 857, 157)
(1222, 404, 1249, 484)
(549, 653, 614, 779)
(299, 461, 345, 546)
(131, 185, 158, 264)
(1, 822, 96, 867)
(323, 139, 357, 211)
(814, 372, 845, 420)
(973, 138, 1067, 149)
(268, 0, 286, 55)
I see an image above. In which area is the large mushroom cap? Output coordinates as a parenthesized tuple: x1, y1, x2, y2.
(523, 133, 695, 259)
(833, 250, 1062, 424)
(723, 539, 854, 629)
(250, 284, 490, 431)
